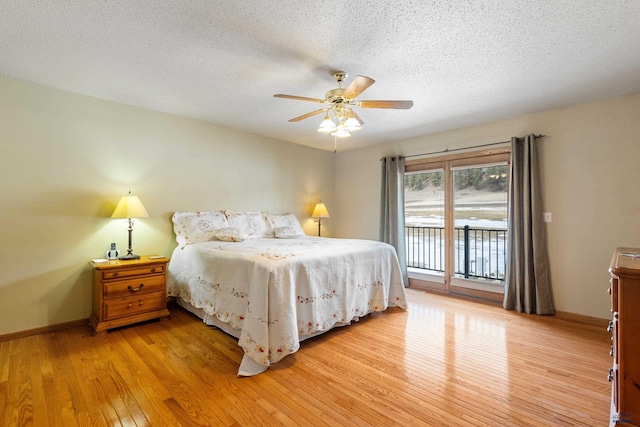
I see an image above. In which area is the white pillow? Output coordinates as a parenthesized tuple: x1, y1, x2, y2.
(269, 213, 305, 237)
(213, 227, 249, 242)
(274, 226, 304, 239)
(224, 210, 273, 238)
(172, 211, 229, 246)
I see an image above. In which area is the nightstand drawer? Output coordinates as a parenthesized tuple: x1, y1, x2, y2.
(103, 275, 164, 298)
(101, 264, 165, 281)
(103, 292, 164, 321)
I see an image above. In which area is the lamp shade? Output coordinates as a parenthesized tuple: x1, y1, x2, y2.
(343, 116, 362, 131)
(317, 113, 337, 133)
(331, 126, 351, 138)
(311, 202, 330, 218)
(111, 193, 149, 219)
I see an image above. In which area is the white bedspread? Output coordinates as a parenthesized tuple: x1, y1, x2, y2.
(167, 236, 408, 375)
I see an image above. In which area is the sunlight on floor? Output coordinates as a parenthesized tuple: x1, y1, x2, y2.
(403, 289, 508, 395)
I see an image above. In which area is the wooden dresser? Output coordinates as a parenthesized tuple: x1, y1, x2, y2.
(609, 248, 640, 426)
(89, 256, 170, 335)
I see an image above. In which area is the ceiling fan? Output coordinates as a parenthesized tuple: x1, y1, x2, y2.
(274, 71, 413, 139)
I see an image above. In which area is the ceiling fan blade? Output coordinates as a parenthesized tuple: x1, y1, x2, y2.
(358, 100, 414, 109)
(274, 94, 326, 103)
(289, 108, 328, 122)
(342, 75, 375, 99)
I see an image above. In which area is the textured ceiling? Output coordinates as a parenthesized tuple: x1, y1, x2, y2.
(1, 1, 639, 152)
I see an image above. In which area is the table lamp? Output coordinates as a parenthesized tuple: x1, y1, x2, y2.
(312, 202, 330, 237)
(111, 191, 149, 260)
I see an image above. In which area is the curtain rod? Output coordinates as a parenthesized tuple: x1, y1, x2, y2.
(382, 134, 546, 160)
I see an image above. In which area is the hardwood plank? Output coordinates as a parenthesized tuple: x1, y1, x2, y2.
(0, 341, 10, 382)
(121, 324, 235, 426)
(0, 289, 612, 426)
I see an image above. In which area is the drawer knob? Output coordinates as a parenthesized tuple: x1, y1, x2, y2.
(113, 272, 119, 278)
(150, 268, 156, 273)
(127, 284, 144, 292)
(139, 300, 144, 306)
(127, 303, 133, 309)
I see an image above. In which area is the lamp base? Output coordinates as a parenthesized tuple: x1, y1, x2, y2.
(118, 253, 141, 261)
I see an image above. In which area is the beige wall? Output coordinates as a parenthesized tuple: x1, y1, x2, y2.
(335, 92, 640, 320)
(0, 77, 335, 336)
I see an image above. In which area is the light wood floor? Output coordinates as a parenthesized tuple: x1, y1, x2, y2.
(0, 289, 612, 426)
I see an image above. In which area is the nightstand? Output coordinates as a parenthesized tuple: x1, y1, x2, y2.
(89, 256, 170, 335)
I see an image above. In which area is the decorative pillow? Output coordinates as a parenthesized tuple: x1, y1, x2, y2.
(269, 213, 305, 237)
(274, 226, 304, 239)
(172, 211, 229, 246)
(224, 210, 273, 238)
(213, 227, 249, 242)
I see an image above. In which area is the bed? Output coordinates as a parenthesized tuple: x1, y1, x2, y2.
(166, 210, 408, 376)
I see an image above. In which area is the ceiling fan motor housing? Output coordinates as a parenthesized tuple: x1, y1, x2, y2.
(326, 71, 350, 104)
(325, 88, 348, 104)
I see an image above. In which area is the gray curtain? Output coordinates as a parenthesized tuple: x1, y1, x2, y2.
(380, 156, 409, 287)
(504, 135, 554, 314)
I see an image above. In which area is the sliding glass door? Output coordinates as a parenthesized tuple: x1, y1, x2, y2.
(404, 149, 509, 301)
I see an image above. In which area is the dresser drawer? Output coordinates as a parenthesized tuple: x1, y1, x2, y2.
(103, 292, 164, 321)
(103, 275, 164, 299)
(101, 264, 165, 281)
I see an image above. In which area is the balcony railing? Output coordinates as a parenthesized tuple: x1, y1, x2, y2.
(405, 225, 507, 282)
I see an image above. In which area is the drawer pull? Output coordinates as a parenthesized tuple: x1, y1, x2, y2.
(610, 346, 614, 357)
(113, 272, 119, 278)
(127, 284, 144, 292)
(151, 268, 156, 273)
(126, 301, 144, 308)
(607, 320, 614, 333)
(608, 367, 614, 382)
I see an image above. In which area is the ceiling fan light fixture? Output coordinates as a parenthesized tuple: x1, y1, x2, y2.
(343, 116, 362, 132)
(317, 113, 337, 133)
(331, 126, 351, 138)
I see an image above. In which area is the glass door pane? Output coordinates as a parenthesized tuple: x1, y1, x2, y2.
(404, 170, 445, 274)
(453, 164, 508, 283)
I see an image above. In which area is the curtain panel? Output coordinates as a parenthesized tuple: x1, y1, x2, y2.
(380, 156, 409, 287)
(504, 135, 554, 314)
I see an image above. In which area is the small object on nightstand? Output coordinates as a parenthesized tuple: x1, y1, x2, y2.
(89, 255, 170, 335)
(106, 243, 120, 260)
